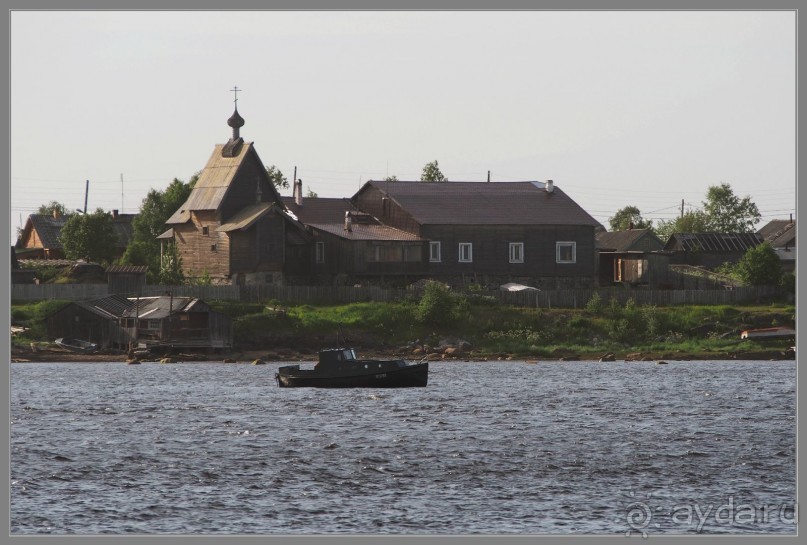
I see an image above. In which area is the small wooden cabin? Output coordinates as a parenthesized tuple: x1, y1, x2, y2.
(121, 296, 232, 351)
(664, 232, 763, 269)
(45, 295, 134, 349)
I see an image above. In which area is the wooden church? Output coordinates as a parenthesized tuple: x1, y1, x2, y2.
(161, 106, 312, 285)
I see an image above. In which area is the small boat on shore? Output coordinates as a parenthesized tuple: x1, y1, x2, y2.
(54, 337, 98, 354)
(276, 348, 428, 388)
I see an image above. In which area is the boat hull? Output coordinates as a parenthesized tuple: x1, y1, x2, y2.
(276, 361, 428, 388)
(54, 337, 98, 354)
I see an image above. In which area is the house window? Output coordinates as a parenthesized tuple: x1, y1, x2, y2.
(316, 241, 325, 263)
(509, 242, 524, 263)
(202, 226, 209, 236)
(147, 319, 160, 330)
(210, 244, 217, 252)
(459, 243, 473, 263)
(429, 241, 441, 262)
(556, 241, 576, 263)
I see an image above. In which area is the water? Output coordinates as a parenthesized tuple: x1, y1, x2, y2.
(10, 360, 796, 535)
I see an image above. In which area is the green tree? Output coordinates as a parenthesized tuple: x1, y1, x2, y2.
(120, 175, 196, 281)
(158, 241, 185, 285)
(58, 208, 118, 264)
(735, 242, 782, 286)
(37, 201, 71, 217)
(420, 160, 447, 182)
(655, 210, 710, 243)
(384, 175, 399, 182)
(305, 188, 318, 198)
(266, 165, 289, 190)
(702, 183, 760, 232)
(608, 205, 653, 231)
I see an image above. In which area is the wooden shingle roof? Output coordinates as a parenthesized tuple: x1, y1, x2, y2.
(359, 181, 602, 227)
(309, 223, 424, 241)
(165, 142, 281, 225)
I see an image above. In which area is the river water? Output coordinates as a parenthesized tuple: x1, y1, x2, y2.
(10, 359, 796, 535)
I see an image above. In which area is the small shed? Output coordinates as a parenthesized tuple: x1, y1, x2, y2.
(121, 296, 232, 351)
(107, 265, 148, 296)
(45, 295, 134, 349)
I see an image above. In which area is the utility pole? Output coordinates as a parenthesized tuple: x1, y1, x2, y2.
(487, 170, 491, 183)
(681, 199, 684, 219)
(84, 180, 89, 214)
(293, 166, 297, 187)
(121, 173, 124, 213)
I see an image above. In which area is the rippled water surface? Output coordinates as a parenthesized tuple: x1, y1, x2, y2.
(11, 360, 796, 535)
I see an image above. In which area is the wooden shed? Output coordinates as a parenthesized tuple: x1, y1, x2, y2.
(45, 295, 134, 349)
(664, 232, 764, 269)
(106, 265, 148, 296)
(121, 296, 232, 352)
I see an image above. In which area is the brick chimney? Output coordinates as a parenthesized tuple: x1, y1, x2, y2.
(52, 209, 61, 219)
(294, 179, 303, 207)
(112, 209, 119, 219)
(344, 211, 353, 232)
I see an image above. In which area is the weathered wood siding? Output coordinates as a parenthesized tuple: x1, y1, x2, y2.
(45, 304, 130, 348)
(173, 210, 231, 278)
(421, 224, 596, 278)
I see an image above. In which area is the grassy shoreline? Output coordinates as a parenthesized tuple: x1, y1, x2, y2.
(11, 297, 795, 364)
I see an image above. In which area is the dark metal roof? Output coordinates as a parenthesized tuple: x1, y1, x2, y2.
(596, 229, 662, 252)
(106, 265, 149, 274)
(76, 294, 135, 319)
(664, 232, 764, 252)
(281, 196, 357, 224)
(309, 223, 424, 241)
(359, 181, 602, 227)
(757, 219, 796, 248)
(122, 296, 199, 319)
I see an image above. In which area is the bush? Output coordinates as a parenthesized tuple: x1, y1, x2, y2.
(417, 282, 464, 327)
(735, 243, 782, 286)
(585, 292, 603, 313)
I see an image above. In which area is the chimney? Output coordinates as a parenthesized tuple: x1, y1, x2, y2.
(112, 209, 119, 219)
(545, 179, 554, 193)
(294, 179, 303, 206)
(52, 209, 61, 219)
(344, 211, 353, 232)
(628, 221, 634, 230)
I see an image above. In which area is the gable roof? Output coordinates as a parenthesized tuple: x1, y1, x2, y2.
(357, 181, 602, 227)
(165, 142, 281, 224)
(122, 296, 207, 319)
(664, 232, 764, 252)
(757, 219, 796, 248)
(596, 229, 663, 252)
(18, 214, 69, 249)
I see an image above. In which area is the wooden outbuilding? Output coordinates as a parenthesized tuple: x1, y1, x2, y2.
(664, 232, 764, 269)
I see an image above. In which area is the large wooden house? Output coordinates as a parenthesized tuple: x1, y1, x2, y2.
(282, 193, 428, 284)
(162, 108, 311, 285)
(351, 180, 603, 288)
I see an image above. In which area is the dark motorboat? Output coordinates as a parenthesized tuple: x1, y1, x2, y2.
(276, 348, 428, 388)
(54, 337, 98, 354)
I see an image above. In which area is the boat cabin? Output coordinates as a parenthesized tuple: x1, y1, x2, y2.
(316, 348, 358, 368)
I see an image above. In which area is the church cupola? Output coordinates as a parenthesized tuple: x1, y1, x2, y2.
(222, 86, 245, 158)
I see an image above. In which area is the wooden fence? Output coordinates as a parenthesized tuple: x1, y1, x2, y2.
(11, 282, 783, 308)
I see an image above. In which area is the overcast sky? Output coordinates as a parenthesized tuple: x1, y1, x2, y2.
(9, 10, 796, 241)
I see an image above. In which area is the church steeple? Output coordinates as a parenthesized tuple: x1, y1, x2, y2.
(222, 85, 245, 158)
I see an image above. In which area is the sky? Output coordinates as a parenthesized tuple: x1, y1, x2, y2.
(9, 10, 796, 242)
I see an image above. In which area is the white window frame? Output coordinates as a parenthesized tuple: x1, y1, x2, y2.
(509, 242, 524, 264)
(429, 241, 441, 262)
(458, 242, 473, 263)
(315, 241, 325, 264)
(556, 241, 576, 264)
